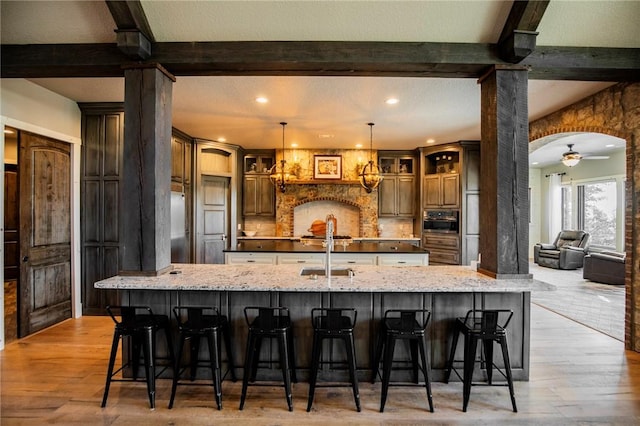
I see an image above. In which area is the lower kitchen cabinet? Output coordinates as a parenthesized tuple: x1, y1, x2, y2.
(225, 252, 276, 264)
(225, 251, 427, 265)
(422, 233, 460, 265)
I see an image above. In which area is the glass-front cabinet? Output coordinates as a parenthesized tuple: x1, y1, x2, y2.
(378, 152, 416, 217)
(243, 151, 275, 216)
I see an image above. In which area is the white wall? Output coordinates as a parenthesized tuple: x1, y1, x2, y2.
(1, 79, 82, 351)
(528, 168, 542, 259)
(533, 148, 626, 253)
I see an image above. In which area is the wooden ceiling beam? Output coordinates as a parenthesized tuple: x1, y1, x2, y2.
(2, 41, 639, 81)
(498, 0, 550, 63)
(105, 0, 154, 59)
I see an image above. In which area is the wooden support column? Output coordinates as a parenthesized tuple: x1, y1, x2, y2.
(120, 63, 175, 275)
(478, 66, 531, 279)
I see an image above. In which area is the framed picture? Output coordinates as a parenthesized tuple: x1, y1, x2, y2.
(314, 155, 342, 179)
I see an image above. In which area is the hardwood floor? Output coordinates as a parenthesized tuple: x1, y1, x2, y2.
(2, 305, 640, 425)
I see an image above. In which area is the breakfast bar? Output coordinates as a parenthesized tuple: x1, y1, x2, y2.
(95, 264, 553, 382)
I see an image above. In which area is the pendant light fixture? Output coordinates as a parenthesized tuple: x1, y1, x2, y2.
(561, 144, 582, 167)
(269, 122, 290, 193)
(359, 122, 383, 193)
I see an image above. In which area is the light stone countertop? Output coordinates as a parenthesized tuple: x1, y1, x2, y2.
(95, 264, 555, 293)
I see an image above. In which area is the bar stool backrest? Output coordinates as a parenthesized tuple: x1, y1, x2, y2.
(463, 309, 514, 333)
(384, 309, 431, 331)
(311, 308, 357, 331)
(244, 306, 290, 331)
(106, 305, 157, 330)
(173, 306, 220, 329)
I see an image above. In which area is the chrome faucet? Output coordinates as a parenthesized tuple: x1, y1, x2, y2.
(325, 215, 334, 281)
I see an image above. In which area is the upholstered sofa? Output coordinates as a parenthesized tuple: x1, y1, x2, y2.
(583, 251, 626, 285)
(534, 230, 591, 270)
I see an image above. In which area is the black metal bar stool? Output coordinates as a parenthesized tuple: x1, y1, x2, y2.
(444, 309, 517, 412)
(307, 308, 360, 412)
(168, 306, 237, 410)
(239, 306, 297, 411)
(101, 305, 175, 409)
(371, 309, 433, 413)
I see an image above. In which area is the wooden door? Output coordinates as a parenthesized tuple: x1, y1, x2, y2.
(423, 175, 441, 208)
(377, 176, 397, 216)
(19, 131, 72, 337)
(441, 174, 460, 208)
(397, 175, 415, 216)
(196, 175, 229, 264)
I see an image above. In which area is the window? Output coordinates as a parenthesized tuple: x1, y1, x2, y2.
(562, 179, 621, 250)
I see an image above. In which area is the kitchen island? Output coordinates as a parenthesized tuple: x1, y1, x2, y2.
(95, 264, 553, 382)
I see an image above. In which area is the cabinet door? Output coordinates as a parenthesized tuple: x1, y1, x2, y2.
(441, 174, 460, 208)
(396, 176, 415, 216)
(378, 177, 397, 216)
(243, 175, 258, 215)
(257, 175, 275, 215)
(423, 175, 441, 208)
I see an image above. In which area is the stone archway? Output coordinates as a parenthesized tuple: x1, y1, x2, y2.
(529, 82, 640, 351)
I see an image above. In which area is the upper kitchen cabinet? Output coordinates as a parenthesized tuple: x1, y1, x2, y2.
(378, 152, 416, 217)
(422, 149, 460, 209)
(243, 151, 275, 216)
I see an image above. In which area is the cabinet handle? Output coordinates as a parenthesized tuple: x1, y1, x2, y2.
(246, 260, 255, 263)
(297, 260, 306, 263)
(347, 261, 356, 264)
(397, 261, 406, 264)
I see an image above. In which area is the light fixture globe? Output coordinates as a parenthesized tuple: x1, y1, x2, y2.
(359, 123, 383, 193)
(561, 144, 582, 167)
(269, 122, 291, 193)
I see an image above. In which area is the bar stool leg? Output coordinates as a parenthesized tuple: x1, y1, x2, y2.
(462, 335, 478, 412)
(168, 332, 187, 409)
(306, 332, 321, 412)
(189, 336, 201, 381)
(287, 327, 297, 383)
(483, 340, 494, 385)
(371, 324, 386, 383)
(141, 328, 156, 410)
(417, 336, 434, 412)
(410, 340, 419, 383)
(344, 334, 361, 412)
(250, 335, 262, 382)
(379, 335, 396, 413)
(206, 330, 223, 410)
(222, 320, 237, 382)
(239, 331, 257, 410)
(101, 330, 122, 407)
(499, 336, 518, 412)
(444, 327, 460, 383)
(278, 332, 294, 411)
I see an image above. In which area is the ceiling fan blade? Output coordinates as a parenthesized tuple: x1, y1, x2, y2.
(583, 156, 610, 160)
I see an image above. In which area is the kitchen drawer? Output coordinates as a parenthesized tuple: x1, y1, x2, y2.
(277, 254, 324, 265)
(331, 253, 377, 265)
(225, 253, 276, 264)
(423, 233, 460, 249)
(377, 254, 428, 266)
(426, 249, 459, 265)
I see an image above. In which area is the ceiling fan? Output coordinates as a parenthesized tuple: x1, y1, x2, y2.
(561, 144, 609, 167)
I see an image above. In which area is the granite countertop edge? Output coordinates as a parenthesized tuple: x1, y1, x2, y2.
(95, 264, 555, 293)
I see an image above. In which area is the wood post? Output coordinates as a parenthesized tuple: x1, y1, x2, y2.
(478, 66, 531, 278)
(120, 63, 175, 275)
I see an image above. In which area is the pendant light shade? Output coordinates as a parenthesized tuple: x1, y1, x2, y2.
(359, 122, 383, 193)
(269, 122, 291, 193)
(561, 144, 582, 167)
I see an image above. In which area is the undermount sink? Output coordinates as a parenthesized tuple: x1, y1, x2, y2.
(299, 267, 354, 277)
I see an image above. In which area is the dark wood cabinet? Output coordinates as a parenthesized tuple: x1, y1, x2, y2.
(243, 151, 275, 216)
(420, 142, 479, 265)
(378, 152, 416, 217)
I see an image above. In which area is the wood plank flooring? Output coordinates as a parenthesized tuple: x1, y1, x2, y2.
(2, 304, 640, 425)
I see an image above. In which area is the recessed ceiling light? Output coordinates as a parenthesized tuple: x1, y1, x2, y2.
(385, 98, 399, 105)
(355, 144, 363, 148)
(255, 97, 268, 104)
(318, 134, 335, 139)
(218, 137, 226, 142)
(605, 144, 615, 147)
(291, 143, 298, 148)
(532, 162, 539, 165)
(426, 139, 435, 144)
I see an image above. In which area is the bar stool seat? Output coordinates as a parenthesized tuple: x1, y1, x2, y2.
(307, 308, 360, 412)
(444, 309, 517, 412)
(101, 305, 175, 409)
(371, 309, 434, 413)
(168, 306, 237, 410)
(239, 306, 297, 411)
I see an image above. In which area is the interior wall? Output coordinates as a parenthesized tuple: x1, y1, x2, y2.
(528, 168, 542, 259)
(0, 78, 82, 351)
